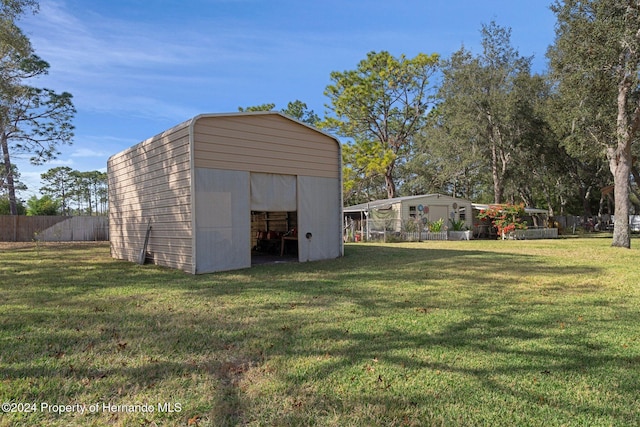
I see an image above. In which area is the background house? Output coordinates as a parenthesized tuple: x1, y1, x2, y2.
(108, 111, 343, 274)
(343, 194, 473, 241)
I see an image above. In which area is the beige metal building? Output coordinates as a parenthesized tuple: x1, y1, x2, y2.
(108, 112, 343, 274)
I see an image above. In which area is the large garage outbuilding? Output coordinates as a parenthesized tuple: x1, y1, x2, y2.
(108, 112, 343, 274)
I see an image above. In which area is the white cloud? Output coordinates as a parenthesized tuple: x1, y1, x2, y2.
(70, 148, 109, 158)
(46, 158, 75, 166)
(17, 171, 46, 197)
(25, 2, 266, 72)
(78, 92, 200, 122)
(20, 0, 279, 121)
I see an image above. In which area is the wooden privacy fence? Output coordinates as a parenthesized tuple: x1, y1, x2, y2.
(0, 216, 109, 242)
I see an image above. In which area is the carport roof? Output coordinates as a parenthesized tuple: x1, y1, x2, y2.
(472, 203, 549, 215)
(344, 194, 471, 214)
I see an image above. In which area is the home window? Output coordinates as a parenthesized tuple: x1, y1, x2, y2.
(409, 205, 417, 218)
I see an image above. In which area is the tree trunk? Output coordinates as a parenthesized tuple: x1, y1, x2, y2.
(610, 77, 633, 248)
(384, 159, 396, 199)
(542, 180, 555, 217)
(488, 116, 506, 204)
(384, 171, 396, 199)
(491, 142, 503, 204)
(609, 145, 631, 248)
(579, 184, 593, 223)
(1, 133, 18, 215)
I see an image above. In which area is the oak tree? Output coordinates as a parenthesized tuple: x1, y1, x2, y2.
(548, 0, 640, 247)
(434, 22, 535, 204)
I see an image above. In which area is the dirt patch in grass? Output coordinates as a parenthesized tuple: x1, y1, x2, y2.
(0, 241, 109, 250)
(0, 241, 37, 250)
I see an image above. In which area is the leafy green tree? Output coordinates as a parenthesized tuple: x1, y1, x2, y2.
(87, 170, 108, 215)
(407, 105, 489, 201)
(539, 76, 614, 218)
(69, 170, 107, 215)
(1, 0, 75, 215)
(0, 162, 25, 195)
(70, 169, 90, 214)
(548, 0, 640, 248)
(1, 0, 37, 215)
(281, 100, 320, 126)
(500, 72, 571, 211)
(434, 22, 537, 204)
(0, 1, 38, 86)
(25, 193, 58, 215)
(237, 103, 275, 112)
(341, 137, 391, 204)
(38, 167, 108, 215)
(40, 166, 73, 215)
(0, 195, 24, 214)
(95, 171, 108, 214)
(323, 51, 440, 199)
(238, 100, 320, 127)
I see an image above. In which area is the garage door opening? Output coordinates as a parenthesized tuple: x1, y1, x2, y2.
(251, 211, 298, 265)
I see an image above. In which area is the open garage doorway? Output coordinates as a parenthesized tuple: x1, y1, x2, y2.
(251, 211, 298, 265)
(250, 173, 298, 266)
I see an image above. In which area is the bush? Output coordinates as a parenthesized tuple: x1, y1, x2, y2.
(0, 196, 26, 215)
(26, 195, 60, 215)
(428, 218, 445, 232)
(449, 218, 467, 231)
(477, 203, 527, 237)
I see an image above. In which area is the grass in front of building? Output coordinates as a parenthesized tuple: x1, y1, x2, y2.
(0, 237, 638, 426)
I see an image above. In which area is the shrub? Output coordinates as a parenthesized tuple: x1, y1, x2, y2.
(428, 218, 445, 232)
(477, 203, 527, 238)
(449, 218, 467, 231)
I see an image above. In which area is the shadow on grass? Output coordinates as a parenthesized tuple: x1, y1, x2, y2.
(1, 242, 638, 425)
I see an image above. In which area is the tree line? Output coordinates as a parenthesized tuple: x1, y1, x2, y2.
(2, 0, 638, 247)
(0, 166, 107, 215)
(248, 3, 640, 249)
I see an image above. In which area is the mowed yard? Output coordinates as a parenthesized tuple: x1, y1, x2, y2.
(0, 238, 639, 426)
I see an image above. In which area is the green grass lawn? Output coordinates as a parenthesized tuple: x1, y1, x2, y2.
(1, 238, 639, 426)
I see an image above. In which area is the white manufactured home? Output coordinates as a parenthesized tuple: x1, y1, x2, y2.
(343, 194, 474, 240)
(108, 112, 343, 274)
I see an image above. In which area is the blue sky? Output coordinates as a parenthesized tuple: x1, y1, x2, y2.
(15, 0, 557, 197)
